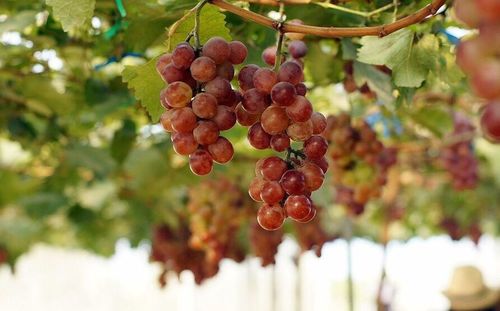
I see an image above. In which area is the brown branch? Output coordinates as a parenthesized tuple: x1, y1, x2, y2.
(209, 0, 446, 37)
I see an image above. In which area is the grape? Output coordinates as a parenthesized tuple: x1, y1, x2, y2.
(236, 103, 260, 126)
(261, 156, 288, 181)
(218, 89, 238, 108)
(172, 132, 199, 155)
(165, 81, 193, 108)
(171, 107, 197, 133)
(192, 93, 218, 119)
(160, 64, 186, 84)
(238, 64, 259, 91)
(286, 95, 313, 123)
(190, 56, 217, 82)
(202, 37, 230, 65)
(257, 204, 285, 231)
(207, 137, 234, 163)
(270, 133, 291, 152)
(160, 110, 174, 132)
(481, 101, 500, 142)
(295, 83, 307, 96)
(249, 177, 265, 202)
(189, 149, 213, 175)
(284, 195, 312, 221)
(261, 106, 289, 135)
(304, 135, 328, 159)
(456, 38, 483, 74)
(193, 120, 220, 145)
(248, 123, 271, 149)
(213, 105, 236, 131)
(216, 62, 235, 81)
(172, 43, 195, 70)
(280, 170, 306, 195)
(311, 112, 327, 134)
(288, 40, 308, 58)
(260, 181, 285, 204)
(271, 82, 297, 106)
(228, 41, 248, 65)
(477, 0, 500, 23)
(255, 158, 265, 177)
(343, 76, 358, 93)
(285, 19, 306, 41)
(298, 161, 324, 191)
(262, 46, 277, 66)
(242, 88, 269, 114)
(470, 60, 500, 100)
(287, 120, 313, 141)
(454, 0, 480, 28)
(156, 53, 172, 74)
(204, 77, 232, 101)
(253, 68, 278, 94)
(278, 61, 303, 85)
(296, 205, 316, 223)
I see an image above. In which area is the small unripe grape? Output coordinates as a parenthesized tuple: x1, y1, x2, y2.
(228, 41, 248, 65)
(189, 149, 213, 175)
(202, 37, 230, 65)
(172, 43, 195, 70)
(208, 137, 234, 163)
(190, 56, 216, 82)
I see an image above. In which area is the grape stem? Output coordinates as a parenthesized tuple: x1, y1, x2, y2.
(208, 0, 445, 38)
(286, 147, 306, 163)
(194, 0, 211, 50)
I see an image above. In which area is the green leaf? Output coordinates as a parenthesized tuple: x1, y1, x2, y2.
(18, 193, 68, 218)
(340, 38, 358, 60)
(0, 11, 37, 35)
(357, 29, 437, 88)
(46, 0, 96, 33)
(166, 4, 231, 51)
(65, 145, 117, 177)
(122, 57, 164, 122)
(110, 118, 136, 164)
(353, 61, 394, 104)
(410, 106, 453, 137)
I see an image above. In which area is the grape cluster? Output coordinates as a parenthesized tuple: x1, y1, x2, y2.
(293, 207, 335, 257)
(440, 113, 478, 190)
(454, 0, 500, 143)
(440, 217, 482, 244)
(156, 37, 248, 175)
(238, 37, 328, 230)
(323, 113, 397, 215)
(187, 178, 252, 264)
(249, 222, 283, 267)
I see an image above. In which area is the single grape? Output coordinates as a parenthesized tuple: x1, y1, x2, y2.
(212, 105, 236, 131)
(278, 61, 303, 85)
(236, 103, 260, 126)
(470, 60, 500, 100)
(456, 38, 484, 74)
(260, 181, 285, 204)
(242, 88, 269, 114)
(271, 82, 297, 106)
(160, 64, 186, 84)
(172, 43, 195, 70)
(480, 101, 500, 142)
(202, 37, 230, 65)
(270, 133, 291, 152)
(228, 41, 248, 65)
(280, 170, 306, 195)
(216, 62, 235, 81)
(208, 137, 234, 163)
(172, 132, 199, 155)
(476, 0, 500, 23)
(453, 0, 480, 28)
(295, 83, 307, 96)
(262, 46, 277, 66)
(238, 64, 259, 91)
(296, 204, 316, 223)
(253, 68, 278, 94)
(311, 112, 327, 134)
(192, 93, 218, 119)
(261, 106, 289, 135)
(189, 149, 213, 175)
(285, 195, 312, 221)
(287, 120, 313, 141)
(310, 156, 329, 174)
(193, 120, 220, 145)
(304, 135, 328, 159)
(288, 40, 308, 58)
(257, 204, 285, 231)
(190, 56, 217, 82)
(261, 156, 288, 181)
(156, 53, 172, 74)
(248, 123, 271, 149)
(286, 95, 313, 123)
(171, 107, 197, 133)
(249, 177, 265, 202)
(165, 81, 193, 108)
(160, 110, 174, 132)
(204, 77, 232, 101)
(298, 161, 324, 191)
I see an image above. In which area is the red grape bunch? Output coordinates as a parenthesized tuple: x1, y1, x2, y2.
(323, 113, 397, 215)
(293, 206, 335, 257)
(249, 222, 283, 267)
(187, 178, 252, 264)
(156, 37, 249, 175)
(454, 0, 500, 143)
(440, 113, 478, 190)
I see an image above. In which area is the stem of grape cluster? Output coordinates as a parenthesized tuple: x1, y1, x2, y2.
(273, 31, 285, 72)
(194, 0, 210, 49)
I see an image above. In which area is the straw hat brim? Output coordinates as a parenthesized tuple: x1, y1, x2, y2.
(444, 288, 500, 310)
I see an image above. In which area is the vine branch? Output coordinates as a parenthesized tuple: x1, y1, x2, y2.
(209, 0, 446, 37)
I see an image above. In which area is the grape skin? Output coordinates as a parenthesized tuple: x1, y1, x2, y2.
(193, 120, 220, 145)
(253, 68, 278, 94)
(228, 41, 248, 65)
(190, 56, 217, 82)
(208, 137, 234, 163)
(261, 106, 289, 135)
(171, 107, 197, 133)
(261, 156, 288, 181)
(172, 132, 199, 155)
(248, 123, 271, 149)
(202, 37, 230, 65)
(213, 106, 236, 131)
(260, 181, 285, 204)
(172, 43, 195, 70)
(270, 134, 291, 152)
(285, 195, 312, 221)
(189, 149, 213, 175)
(238, 64, 259, 91)
(481, 101, 500, 142)
(192, 93, 218, 119)
(280, 170, 306, 195)
(286, 95, 313, 123)
(271, 82, 297, 107)
(165, 81, 193, 108)
(257, 204, 285, 231)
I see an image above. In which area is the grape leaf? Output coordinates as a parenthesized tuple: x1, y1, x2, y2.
(357, 29, 437, 88)
(122, 57, 164, 122)
(46, 0, 95, 33)
(110, 118, 136, 164)
(166, 4, 231, 51)
(409, 106, 453, 138)
(353, 61, 394, 104)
